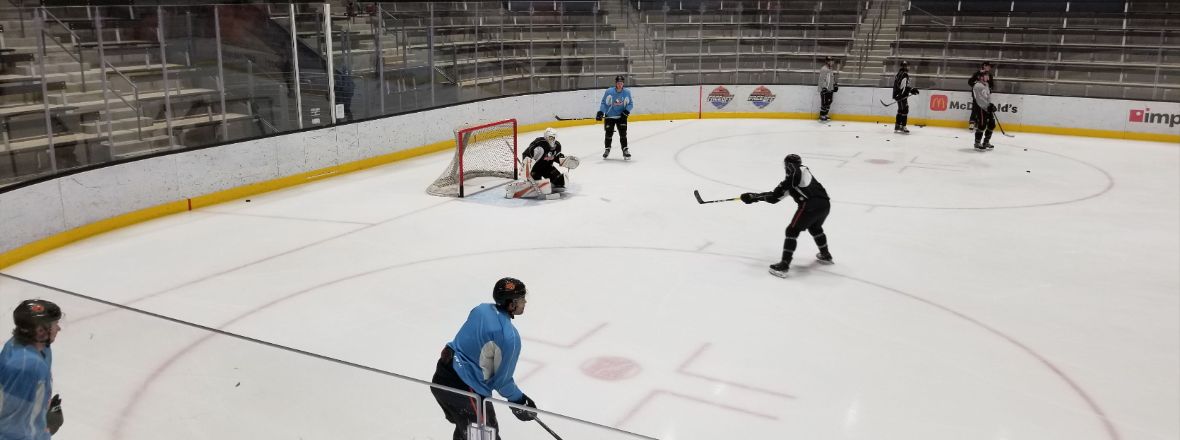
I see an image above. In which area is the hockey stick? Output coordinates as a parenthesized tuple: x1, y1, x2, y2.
(534, 417, 564, 440)
(879, 99, 897, 107)
(994, 115, 1016, 138)
(694, 190, 740, 204)
(554, 115, 594, 121)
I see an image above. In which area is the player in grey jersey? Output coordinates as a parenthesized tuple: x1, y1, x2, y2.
(972, 72, 996, 150)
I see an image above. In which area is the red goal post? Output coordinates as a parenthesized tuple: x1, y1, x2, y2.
(426, 119, 519, 197)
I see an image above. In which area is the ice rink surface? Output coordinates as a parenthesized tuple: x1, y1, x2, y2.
(4, 119, 1178, 440)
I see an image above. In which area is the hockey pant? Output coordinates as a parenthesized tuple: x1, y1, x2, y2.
(781, 199, 831, 265)
(432, 346, 501, 440)
(894, 98, 909, 129)
(974, 109, 996, 144)
(530, 163, 565, 188)
(819, 90, 834, 117)
(604, 116, 628, 150)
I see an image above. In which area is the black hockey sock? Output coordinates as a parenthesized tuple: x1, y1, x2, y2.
(983, 131, 993, 144)
(900, 115, 908, 127)
(619, 128, 628, 149)
(975, 131, 984, 143)
(812, 232, 828, 252)
(781, 237, 798, 264)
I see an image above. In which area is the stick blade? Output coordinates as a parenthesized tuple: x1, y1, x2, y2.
(693, 190, 706, 204)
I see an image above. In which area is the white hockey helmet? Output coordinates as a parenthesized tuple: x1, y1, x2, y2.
(544, 127, 558, 143)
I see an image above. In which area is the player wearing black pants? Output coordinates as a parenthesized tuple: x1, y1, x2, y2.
(972, 72, 997, 150)
(892, 61, 918, 134)
(817, 57, 838, 121)
(741, 154, 834, 278)
(597, 75, 634, 159)
(432, 346, 501, 440)
(967, 62, 995, 131)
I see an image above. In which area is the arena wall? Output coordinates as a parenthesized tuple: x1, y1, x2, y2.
(2, 86, 1176, 266)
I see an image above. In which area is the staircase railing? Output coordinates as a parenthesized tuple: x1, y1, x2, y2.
(852, 0, 886, 82)
(41, 6, 144, 143)
(38, 7, 87, 91)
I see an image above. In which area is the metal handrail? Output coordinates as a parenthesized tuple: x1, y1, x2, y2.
(39, 7, 87, 91)
(102, 59, 143, 139)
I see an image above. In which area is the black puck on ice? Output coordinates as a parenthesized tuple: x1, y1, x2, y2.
(480, 186, 485, 189)
(1026, 170, 1031, 173)
(245, 199, 251, 202)
(1024, 148, 1028, 151)
(855, 136, 859, 138)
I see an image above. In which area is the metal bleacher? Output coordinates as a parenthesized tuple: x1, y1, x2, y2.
(891, 0, 1180, 100)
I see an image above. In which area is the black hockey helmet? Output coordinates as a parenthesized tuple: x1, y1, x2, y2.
(13, 299, 62, 343)
(898, 60, 909, 70)
(823, 56, 833, 64)
(784, 154, 802, 166)
(492, 277, 527, 307)
(614, 75, 625, 84)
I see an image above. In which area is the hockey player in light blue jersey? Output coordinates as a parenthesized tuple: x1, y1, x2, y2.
(1, 300, 64, 440)
(431, 277, 538, 440)
(596, 75, 634, 159)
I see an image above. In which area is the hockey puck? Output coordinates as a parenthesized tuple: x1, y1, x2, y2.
(1023, 148, 1028, 151)
(245, 199, 251, 202)
(1026, 170, 1031, 173)
(855, 136, 859, 138)
(480, 185, 485, 189)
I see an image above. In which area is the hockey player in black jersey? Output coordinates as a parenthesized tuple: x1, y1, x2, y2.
(892, 61, 918, 134)
(967, 62, 996, 131)
(521, 128, 578, 193)
(741, 154, 834, 278)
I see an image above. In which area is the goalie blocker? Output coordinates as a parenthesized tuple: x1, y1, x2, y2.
(507, 128, 579, 199)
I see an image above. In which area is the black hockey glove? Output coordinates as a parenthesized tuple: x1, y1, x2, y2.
(833, 85, 839, 93)
(740, 193, 758, 204)
(621, 110, 630, 117)
(595, 111, 604, 121)
(510, 394, 537, 421)
(908, 87, 919, 96)
(762, 192, 781, 204)
(987, 103, 997, 113)
(47, 394, 63, 434)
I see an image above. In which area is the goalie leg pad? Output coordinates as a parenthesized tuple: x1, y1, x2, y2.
(505, 180, 553, 199)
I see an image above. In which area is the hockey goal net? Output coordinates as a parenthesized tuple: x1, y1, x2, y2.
(426, 119, 518, 197)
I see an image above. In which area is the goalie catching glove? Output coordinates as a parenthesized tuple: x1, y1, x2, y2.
(559, 155, 580, 169)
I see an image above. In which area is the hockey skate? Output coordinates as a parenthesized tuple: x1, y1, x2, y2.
(622, 148, 632, 160)
(602, 147, 610, 159)
(768, 261, 790, 278)
(984, 143, 995, 150)
(895, 127, 910, 134)
(974, 142, 986, 151)
(816, 252, 834, 264)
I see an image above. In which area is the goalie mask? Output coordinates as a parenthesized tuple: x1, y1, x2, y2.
(543, 127, 557, 146)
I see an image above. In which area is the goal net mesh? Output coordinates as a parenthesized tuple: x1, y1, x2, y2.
(426, 119, 518, 197)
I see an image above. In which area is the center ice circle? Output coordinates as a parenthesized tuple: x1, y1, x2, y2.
(674, 127, 1113, 210)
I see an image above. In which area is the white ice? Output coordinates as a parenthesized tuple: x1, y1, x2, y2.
(3, 119, 1178, 440)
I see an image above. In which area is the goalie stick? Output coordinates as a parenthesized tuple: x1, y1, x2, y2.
(534, 417, 564, 440)
(554, 115, 594, 121)
(694, 190, 740, 204)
